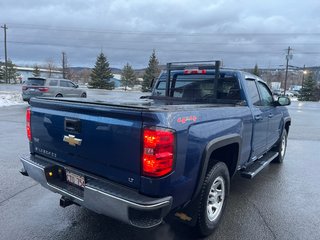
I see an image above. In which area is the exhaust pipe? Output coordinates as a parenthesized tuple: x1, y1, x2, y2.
(60, 196, 74, 208)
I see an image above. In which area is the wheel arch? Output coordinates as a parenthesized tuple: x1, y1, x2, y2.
(192, 134, 241, 200)
(284, 118, 291, 134)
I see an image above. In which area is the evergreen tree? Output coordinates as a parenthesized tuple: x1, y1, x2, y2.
(121, 63, 137, 91)
(142, 50, 160, 92)
(7, 60, 18, 83)
(32, 64, 41, 77)
(0, 66, 4, 81)
(252, 64, 260, 77)
(298, 74, 318, 101)
(89, 52, 114, 89)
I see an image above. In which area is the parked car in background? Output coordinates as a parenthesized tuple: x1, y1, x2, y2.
(290, 90, 300, 97)
(22, 77, 87, 103)
(272, 89, 283, 96)
(285, 91, 294, 97)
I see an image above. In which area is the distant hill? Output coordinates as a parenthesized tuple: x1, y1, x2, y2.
(69, 67, 146, 76)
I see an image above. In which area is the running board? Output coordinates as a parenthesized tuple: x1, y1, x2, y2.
(241, 151, 279, 179)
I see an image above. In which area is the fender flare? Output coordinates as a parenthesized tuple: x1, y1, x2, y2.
(192, 134, 242, 200)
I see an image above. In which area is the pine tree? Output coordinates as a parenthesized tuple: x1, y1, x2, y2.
(6, 60, 18, 84)
(32, 64, 41, 77)
(298, 74, 318, 101)
(142, 50, 160, 92)
(0, 66, 4, 81)
(89, 52, 114, 89)
(252, 64, 260, 77)
(121, 63, 137, 91)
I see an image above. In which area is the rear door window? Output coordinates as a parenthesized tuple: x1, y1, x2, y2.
(49, 80, 58, 86)
(245, 79, 261, 106)
(25, 78, 45, 86)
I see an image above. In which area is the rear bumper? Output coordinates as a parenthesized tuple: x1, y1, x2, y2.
(20, 154, 172, 228)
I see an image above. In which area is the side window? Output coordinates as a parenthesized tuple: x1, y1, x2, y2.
(60, 80, 68, 87)
(67, 81, 74, 88)
(257, 82, 273, 106)
(245, 79, 260, 106)
(49, 80, 58, 86)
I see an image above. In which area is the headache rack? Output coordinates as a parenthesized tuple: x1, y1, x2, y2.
(164, 60, 221, 97)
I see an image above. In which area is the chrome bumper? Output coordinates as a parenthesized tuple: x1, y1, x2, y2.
(20, 154, 172, 228)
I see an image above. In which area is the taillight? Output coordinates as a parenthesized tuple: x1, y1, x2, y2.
(38, 87, 49, 92)
(184, 69, 206, 74)
(142, 127, 175, 177)
(26, 108, 32, 141)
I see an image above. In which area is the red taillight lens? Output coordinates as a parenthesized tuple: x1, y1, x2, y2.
(38, 87, 49, 92)
(142, 128, 175, 177)
(26, 108, 32, 141)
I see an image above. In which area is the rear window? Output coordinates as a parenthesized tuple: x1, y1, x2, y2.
(25, 78, 45, 86)
(153, 73, 241, 102)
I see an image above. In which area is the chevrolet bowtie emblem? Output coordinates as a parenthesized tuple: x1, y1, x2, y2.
(63, 134, 82, 146)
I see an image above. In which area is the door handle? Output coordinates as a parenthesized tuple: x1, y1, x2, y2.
(254, 115, 263, 121)
(268, 113, 274, 118)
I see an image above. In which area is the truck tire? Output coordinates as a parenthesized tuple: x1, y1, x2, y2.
(196, 162, 230, 237)
(272, 129, 287, 163)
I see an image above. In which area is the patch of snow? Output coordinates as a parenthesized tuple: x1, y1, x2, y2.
(0, 91, 26, 107)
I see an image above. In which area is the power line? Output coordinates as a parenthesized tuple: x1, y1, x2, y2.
(8, 23, 320, 37)
(3, 40, 320, 56)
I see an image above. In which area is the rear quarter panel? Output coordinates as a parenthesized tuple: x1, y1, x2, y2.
(140, 106, 253, 208)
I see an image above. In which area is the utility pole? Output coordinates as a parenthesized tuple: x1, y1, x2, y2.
(1, 24, 8, 84)
(62, 52, 66, 79)
(284, 46, 292, 95)
(302, 64, 306, 86)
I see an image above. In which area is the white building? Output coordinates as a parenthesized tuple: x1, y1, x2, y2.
(16, 67, 63, 83)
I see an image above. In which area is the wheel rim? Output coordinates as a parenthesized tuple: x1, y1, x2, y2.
(207, 176, 225, 222)
(280, 134, 286, 157)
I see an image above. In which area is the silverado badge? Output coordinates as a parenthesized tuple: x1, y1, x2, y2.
(63, 134, 82, 146)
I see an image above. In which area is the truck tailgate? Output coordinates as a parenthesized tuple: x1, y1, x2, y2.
(30, 100, 143, 189)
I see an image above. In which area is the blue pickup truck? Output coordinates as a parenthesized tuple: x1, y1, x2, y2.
(20, 61, 291, 236)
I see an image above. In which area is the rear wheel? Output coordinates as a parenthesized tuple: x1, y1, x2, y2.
(272, 129, 287, 163)
(196, 162, 230, 237)
(81, 92, 87, 98)
(55, 94, 63, 97)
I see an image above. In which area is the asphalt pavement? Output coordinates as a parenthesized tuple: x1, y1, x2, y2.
(0, 101, 319, 240)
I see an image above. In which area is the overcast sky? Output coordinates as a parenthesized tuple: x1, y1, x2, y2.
(1, 0, 320, 69)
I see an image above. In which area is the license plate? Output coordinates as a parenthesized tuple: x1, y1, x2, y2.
(66, 170, 85, 188)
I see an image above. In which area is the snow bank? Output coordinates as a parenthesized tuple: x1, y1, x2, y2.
(0, 91, 25, 107)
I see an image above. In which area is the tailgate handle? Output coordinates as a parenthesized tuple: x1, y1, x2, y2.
(65, 118, 81, 133)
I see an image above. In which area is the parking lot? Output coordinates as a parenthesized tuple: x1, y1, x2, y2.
(0, 98, 319, 240)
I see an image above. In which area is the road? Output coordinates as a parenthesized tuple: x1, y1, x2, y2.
(0, 101, 319, 240)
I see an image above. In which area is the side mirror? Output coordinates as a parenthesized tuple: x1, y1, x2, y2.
(75, 84, 79, 88)
(277, 96, 291, 106)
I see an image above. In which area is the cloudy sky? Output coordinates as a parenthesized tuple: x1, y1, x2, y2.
(1, 0, 320, 69)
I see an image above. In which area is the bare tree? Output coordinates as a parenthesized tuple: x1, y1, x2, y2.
(79, 69, 92, 83)
(45, 58, 56, 78)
